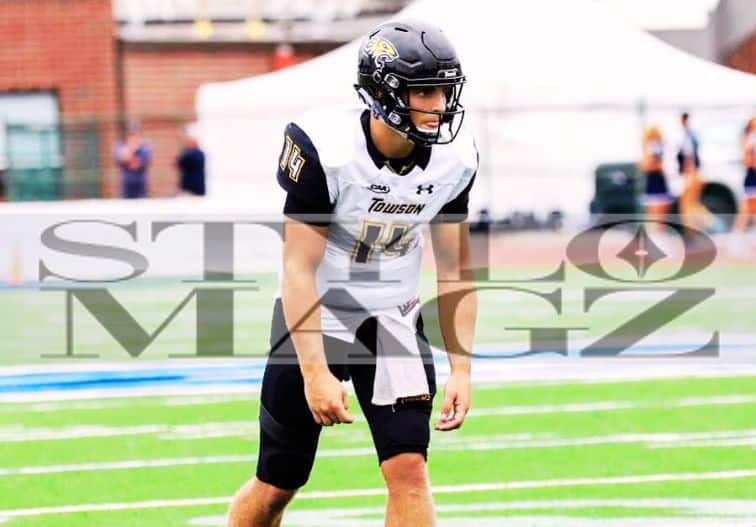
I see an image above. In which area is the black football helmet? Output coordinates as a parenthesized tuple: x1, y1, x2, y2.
(355, 20, 466, 146)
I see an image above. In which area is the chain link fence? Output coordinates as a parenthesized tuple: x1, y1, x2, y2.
(1, 116, 192, 201)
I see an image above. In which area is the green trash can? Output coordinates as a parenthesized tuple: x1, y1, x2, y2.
(589, 162, 644, 216)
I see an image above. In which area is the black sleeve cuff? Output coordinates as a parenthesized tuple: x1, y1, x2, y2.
(283, 192, 333, 226)
(432, 172, 476, 223)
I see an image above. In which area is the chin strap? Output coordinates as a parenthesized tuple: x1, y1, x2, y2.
(355, 85, 457, 146)
(356, 86, 412, 142)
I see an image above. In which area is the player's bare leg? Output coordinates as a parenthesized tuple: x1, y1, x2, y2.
(381, 453, 435, 527)
(728, 197, 756, 256)
(733, 196, 756, 233)
(226, 477, 296, 527)
(645, 202, 669, 233)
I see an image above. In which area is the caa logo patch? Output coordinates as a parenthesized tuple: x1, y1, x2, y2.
(368, 184, 391, 194)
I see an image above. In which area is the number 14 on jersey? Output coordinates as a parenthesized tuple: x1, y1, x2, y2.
(352, 221, 413, 263)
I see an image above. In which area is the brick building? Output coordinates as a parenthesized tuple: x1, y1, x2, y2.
(0, 0, 119, 199)
(113, 0, 400, 198)
(0, 0, 406, 200)
(119, 40, 335, 197)
(726, 32, 756, 74)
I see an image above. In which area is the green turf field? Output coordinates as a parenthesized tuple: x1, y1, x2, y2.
(1, 252, 754, 525)
(0, 376, 755, 526)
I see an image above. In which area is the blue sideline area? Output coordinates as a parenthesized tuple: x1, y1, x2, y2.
(0, 341, 754, 397)
(0, 363, 267, 394)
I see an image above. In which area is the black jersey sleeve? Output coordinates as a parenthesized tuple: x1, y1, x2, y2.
(277, 122, 334, 224)
(432, 171, 477, 223)
(283, 193, 332, 227)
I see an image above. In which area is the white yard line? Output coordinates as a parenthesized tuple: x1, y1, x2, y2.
(1, 470, 756, 518)
(650, 439, 756, 448)
(1, 393, 754, 443)
(2, 430, 755, 477)
(269, 500, 756, 527)
(191, 499, 756, 526)
(0, 385, 263, 404)
(3, 393, 755, 414)
(469, 400, 639, 416)
(300, 470, 756, 499)
(2, 392, 754, 443)
(0, 421, 258, 443)
(0, 455, 257, 477)
(676, 395, 756, 406)
(0, 424, 167, 442)
(3, 393, 754, 416)
(0, 393, 255, 413)
(469, 395, 756, 416)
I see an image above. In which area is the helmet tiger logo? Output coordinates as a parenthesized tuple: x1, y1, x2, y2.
(365, 37, 399, 69)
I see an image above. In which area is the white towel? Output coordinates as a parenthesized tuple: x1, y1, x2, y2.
(371, 313, 430, 405)
(320, 300, 431, 406)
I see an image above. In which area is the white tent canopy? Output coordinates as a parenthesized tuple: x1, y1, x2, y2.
(197, 0, 756, 217)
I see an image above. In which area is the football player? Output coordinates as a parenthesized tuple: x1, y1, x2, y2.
(227, 20, 478, 527)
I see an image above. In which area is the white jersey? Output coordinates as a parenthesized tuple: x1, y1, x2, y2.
(277, 107, 477, 334)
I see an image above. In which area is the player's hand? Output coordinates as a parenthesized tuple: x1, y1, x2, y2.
(434, 370, 470, 431)
(303, 369, 355, 427)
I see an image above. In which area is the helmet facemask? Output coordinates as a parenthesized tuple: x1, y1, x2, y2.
(357, 73, 466, 147)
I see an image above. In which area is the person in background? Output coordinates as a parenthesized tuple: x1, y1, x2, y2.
(729, 117, 756, 254)
(115, 123, 151, 199)
(676, 112, 700, 176)
(176, 127, 206, 196)
(0, 167, 6, 201)
(640, 125, 671, 230)
(676, 112, 714, 235)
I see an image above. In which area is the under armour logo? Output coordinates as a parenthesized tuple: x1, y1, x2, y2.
(416, 184, 434, 195)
